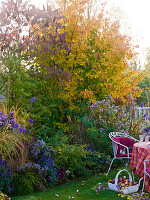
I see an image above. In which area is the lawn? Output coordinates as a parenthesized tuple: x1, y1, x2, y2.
(12, 168, 126, 200)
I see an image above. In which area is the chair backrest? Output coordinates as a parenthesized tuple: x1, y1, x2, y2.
(109, 132, 137, 158)
(109, 132, 138, 142)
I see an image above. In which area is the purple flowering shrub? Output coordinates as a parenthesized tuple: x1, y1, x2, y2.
(0, 109, 33, 137)
(139, 104, 150, 135)
(83, 145, 111, 173)
(0, 156, 13, 194)
(87, 96, 150, 153)
(28, 140, 58, 188)
(90, 97, 131, 133)
(0, 111, 16, 132)
(12, 138, 58, 195)
(0, 109, 33, 168)
(86, 97, 132, 153)
(0, 97, 37, 171)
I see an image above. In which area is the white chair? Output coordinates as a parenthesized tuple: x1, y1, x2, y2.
(142, 159, 150, 193)
(106, 132, 139, 176)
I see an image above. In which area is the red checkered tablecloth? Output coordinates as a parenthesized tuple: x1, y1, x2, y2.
(130, 142, 150, 193)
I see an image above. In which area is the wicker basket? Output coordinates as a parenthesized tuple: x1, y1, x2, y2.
(108, 169, 142, 194)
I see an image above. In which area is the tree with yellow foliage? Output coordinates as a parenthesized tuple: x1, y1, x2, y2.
(30, 0, 143, 106)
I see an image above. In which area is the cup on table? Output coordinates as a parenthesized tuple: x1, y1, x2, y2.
(139, 135, 145, 142)
(145, 135, 150, 142)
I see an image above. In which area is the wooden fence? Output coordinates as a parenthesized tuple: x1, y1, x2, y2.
(135, 107, 150, 119)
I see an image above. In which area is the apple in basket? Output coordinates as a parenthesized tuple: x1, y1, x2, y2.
(108, 178, 137, 189)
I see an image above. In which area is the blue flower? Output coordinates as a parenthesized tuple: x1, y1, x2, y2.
(145, 122, 149, 126)
(23, 128, 27, 132)
(41, 152, 47, 162)
(30, 96, 36, 102)
(4, 158, 7, 169)
(143, 127, 150, 133)
(0, 156, 3, 168)
(7, 168, 12, 176)
(29, 119, 33, 124)
(141, 102, 144, 108)
(13, 123, 19, 128)
(143, 113, 147, 117)
(18, 127, 23, 133)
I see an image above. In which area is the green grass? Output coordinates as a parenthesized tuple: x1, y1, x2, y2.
(12, 167, 127, 200)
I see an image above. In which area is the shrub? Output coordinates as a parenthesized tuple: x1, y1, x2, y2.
(84, 145, 111, 173)
(0, 156, 13, 194)
(87, 96, 140, 153)
(28, 140, 58, 188)
(0, 109, 30, 169)
(54, 144, 89, 178)
(54, 144, 111, 178)
(138, 104, 150, 135)
(13, 163, 43, 195)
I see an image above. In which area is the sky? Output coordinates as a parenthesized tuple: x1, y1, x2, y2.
(1, 0, 150, 66)
(106, 0, 150, 66)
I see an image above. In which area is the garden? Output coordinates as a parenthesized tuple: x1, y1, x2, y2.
(0, 0, 150, 199)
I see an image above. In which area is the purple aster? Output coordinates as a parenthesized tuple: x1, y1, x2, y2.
(4, 158, 7, 168)
(18, 127, 23, 133)
(3, 114, 7, 119)
(139, 190, 143, 195)
(23, 128, 27, 132)
(29, 119, 33, 124)
(7, 123, 12, 127)
(0, 156, 3, 168)
(145, 122, 149, 126)
(7, 168, 12, 176)
(97, 189, 100, 193)
(13, 123, 19, 128)
(143, 127, 150, 133)
(143, 114, 147, 117)
(141, 102, 144, 108)
(30, 96, 36, 102)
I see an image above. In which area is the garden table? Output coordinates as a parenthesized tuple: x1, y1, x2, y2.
(130, 142, 150, 193)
